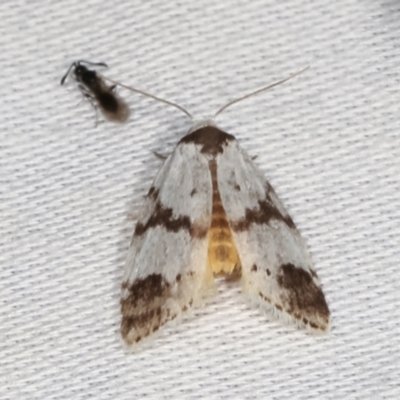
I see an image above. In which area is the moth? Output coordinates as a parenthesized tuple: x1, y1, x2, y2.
(109, 67, 330, 347)
(61, 60, 130, 123)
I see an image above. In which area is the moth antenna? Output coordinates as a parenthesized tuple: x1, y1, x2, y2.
(102, 75, 194, 121)
(212, 66, 310, 120)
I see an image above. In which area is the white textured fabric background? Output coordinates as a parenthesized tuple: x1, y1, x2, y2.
(1, 0, 399, 399)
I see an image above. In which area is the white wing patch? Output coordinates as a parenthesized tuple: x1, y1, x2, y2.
(121, 124, 330, 348)
(121, 141, 215, 347)
(218, 141, 330, 332)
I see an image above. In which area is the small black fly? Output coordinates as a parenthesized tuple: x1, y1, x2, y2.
(61, 60, 130, 123)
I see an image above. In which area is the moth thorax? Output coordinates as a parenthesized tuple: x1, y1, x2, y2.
(207, 160, 241, 275)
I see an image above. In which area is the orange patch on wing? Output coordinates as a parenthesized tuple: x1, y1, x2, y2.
(207, 160, 241, 275)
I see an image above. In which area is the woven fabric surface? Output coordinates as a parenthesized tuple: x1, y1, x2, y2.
(1, 0, 399, 399)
